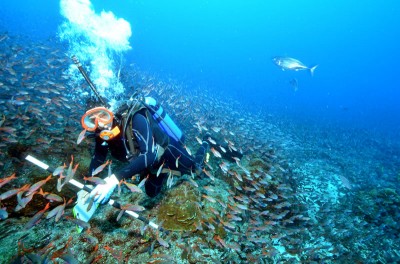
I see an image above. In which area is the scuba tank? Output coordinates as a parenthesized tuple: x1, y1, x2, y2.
(144, 97, 183, 143)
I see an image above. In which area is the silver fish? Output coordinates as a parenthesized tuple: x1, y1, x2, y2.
(272, 56, 318, 76)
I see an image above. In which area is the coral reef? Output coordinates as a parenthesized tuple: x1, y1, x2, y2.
(158, 182, 201, 231)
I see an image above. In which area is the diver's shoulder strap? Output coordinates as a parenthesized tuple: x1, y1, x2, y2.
(124, 117, 136, 159)
(121, 101, 147, 159)
(122, 100, 170, 159)
(143, 108, 169, 149)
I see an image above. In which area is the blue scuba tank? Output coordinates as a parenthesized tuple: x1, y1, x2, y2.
(144, 97, 183, 142)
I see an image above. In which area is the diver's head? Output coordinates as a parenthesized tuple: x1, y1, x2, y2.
(85, 95, 109, 111)
(81, 107, 120, 141)
(82, 93, 141, 140)
(109, 98, 128, 114)
(109, 91, 142, 113)
(109, 94, 142, 122)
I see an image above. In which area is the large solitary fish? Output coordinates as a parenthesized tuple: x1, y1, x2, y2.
(272, 56, 318, 76)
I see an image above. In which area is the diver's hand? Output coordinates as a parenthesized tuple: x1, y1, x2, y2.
(89, 174, 119, 205)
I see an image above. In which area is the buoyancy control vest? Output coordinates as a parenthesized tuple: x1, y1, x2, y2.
(116, 97, 180, 161)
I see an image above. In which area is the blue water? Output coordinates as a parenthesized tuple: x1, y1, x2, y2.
(1, 0, 399, 131)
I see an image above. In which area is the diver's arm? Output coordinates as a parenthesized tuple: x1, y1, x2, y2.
(88, 136, 108, 176)
(116, 111, 158, 180)
(89, 111, 157, 204)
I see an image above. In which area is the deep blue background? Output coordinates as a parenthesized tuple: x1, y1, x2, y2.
(1, 0, 399, 132)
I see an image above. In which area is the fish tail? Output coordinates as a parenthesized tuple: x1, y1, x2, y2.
(309, 64, 318, 77)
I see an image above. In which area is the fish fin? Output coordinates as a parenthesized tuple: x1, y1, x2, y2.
(309, 64, 318, 77)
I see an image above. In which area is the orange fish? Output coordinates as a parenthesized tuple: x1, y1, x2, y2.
(46, 198, 66, 221)
(39, 189, 63, 202)
(121, 203, 145, 212)
(202, 194, 216, 203)
(210, 147, 222, 158)
(214, 235, 228, 249)
(76, 129, 86, 145)
(52, 164, 66, 176)
(0, 173, 17, 188)
(156, 234, 169, 248)
(0, 184, 29, 201)
(24, 203, 50, 230)
(91, 160, 109, 176)
(25, 175, 52, 196)
(123, 180, 143, 193)
(202, 168, 215, 181)
(83, 176, 106, 185)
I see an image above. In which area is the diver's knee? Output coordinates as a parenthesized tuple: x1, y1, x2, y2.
(145, 175, 164, 197)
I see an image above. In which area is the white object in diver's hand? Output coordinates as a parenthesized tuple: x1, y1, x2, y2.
(89, 174, 119, 204)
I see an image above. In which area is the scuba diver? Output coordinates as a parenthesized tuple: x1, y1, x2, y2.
(82, 94, 210, 204)
(70, 56, 241, 227)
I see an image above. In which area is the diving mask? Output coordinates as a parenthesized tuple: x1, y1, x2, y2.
(81, 107, 114, 131)
(81, 107, 120, 140)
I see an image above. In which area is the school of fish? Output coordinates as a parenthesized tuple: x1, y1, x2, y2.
(0, 31, 398, 263)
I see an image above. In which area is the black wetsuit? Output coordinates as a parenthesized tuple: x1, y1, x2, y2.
(89, 108, 208, 197)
